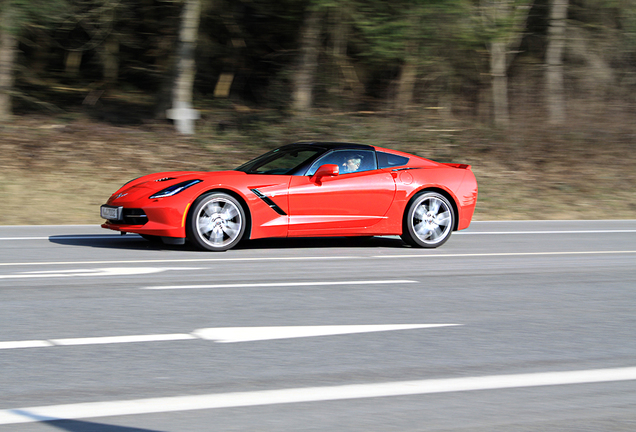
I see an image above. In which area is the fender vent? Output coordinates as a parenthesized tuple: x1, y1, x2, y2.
(250, 189, 287, 216)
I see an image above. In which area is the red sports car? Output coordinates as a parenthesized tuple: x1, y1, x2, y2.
(101, 142, 477, 251)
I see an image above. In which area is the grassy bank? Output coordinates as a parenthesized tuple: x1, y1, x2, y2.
(1, 111, 634, 226)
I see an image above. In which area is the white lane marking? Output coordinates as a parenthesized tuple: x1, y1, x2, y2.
(0, 221, 633, 228)
(0, 340, 54, 350)
(0, 335, 194, 350)
(0, 324, 454, 350)
(373, 250, 636, 259)
(456, 230, 636, 235)
(0, 256, 361, 267)
(1, 366, 635, 425)
(0, 224, 97, 228)
(143, 280, 418, 290)
(471, 219, 636, 223)
(0, 235, 135, 241)
(1, 250, 635, 268)
(51, 334, 198, 346)
(0, 267, 203, 280)
(0, 237, 48, 241)
(2, 229, 636, 241)
(193, 324, 457, 343)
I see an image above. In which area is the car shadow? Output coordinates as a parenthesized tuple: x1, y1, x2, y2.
(8, 409, 164, 432)
(48, 234, 407, 251)
(48, 234, 183, 251)
(235, 236, 406, 250)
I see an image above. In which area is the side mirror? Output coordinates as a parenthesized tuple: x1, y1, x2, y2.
(311, 164, 339, 184)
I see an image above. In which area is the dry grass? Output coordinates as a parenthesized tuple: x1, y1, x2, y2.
(0, 110, 634, 226)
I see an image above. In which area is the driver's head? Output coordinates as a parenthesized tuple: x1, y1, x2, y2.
(345, 156, 362, 172)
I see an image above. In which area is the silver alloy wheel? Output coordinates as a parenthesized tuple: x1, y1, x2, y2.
(189, 193, 246, 251)
(402, 192, 454, 248)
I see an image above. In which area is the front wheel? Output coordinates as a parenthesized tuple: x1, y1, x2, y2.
(187, 192, 246, 251)
(401, 191, 454, 248)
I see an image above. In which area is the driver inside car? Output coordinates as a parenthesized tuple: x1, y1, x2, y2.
(343, 155, 362, 173)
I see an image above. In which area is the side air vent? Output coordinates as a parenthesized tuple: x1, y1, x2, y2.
(250, 189, 287, 216)
(155, 177, 176, 182)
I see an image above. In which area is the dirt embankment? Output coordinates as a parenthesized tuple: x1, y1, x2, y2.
(1, 113, 634, 225)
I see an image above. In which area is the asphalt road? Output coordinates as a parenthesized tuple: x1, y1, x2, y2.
(1, 220, 635, 431)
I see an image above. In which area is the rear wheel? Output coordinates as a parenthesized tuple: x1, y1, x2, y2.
(401, 191, 454, 248)
(187, 192, 246, 251)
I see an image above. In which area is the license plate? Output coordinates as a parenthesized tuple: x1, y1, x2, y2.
(100, 205, 122, 220)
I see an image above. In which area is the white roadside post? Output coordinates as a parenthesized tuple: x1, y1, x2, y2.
(166, 101, 200, 135)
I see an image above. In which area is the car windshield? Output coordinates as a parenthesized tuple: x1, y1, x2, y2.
(235, 145, 325, 175)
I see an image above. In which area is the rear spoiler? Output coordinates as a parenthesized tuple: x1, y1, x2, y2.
(442, 163, 472, 170)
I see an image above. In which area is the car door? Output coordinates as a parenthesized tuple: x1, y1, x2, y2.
(237, 146, 326, 239)
(287, 149, 396, 234)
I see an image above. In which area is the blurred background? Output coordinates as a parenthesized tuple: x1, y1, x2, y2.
(0, 0, 634, 225)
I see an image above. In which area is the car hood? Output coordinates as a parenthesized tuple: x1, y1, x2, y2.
(107, 170, 244, 204)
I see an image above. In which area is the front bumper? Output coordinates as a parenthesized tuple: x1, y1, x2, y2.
(100, 203, 188, 238)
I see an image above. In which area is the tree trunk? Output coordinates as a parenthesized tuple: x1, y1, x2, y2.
(332, 7, 347, 94)
(395, 14, 419, 114)
(292, 9, 321, 113)
(169, 0, 201, 134)
(31, 31, 51, 76)
(65, 51, 82, 76)
(485, 0, 534, 127)
(396, 56, 418, 113)
(0, 7, 18, 122)
(101, 37, 120, 83)
(331, 6, 362, 102)
(545, 0, 568, 125)
(173, 0, 201, 112)
(490, 40, 509, 126)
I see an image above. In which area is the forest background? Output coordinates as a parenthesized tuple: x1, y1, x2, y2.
(0, 0, 635, 225)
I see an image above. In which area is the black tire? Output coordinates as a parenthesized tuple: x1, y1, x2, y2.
(186, 192, 246, 251)
(401, 191, 454, 248)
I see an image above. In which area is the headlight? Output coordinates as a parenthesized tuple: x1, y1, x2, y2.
(149, 180, 202, 199)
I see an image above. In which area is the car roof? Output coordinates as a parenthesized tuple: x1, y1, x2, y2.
(286, 142, 375, 151)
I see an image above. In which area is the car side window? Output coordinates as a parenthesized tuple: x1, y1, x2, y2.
(241, 149, 323, 175)
(377, 151, 409, 169)
(306, 150, 377, 176)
